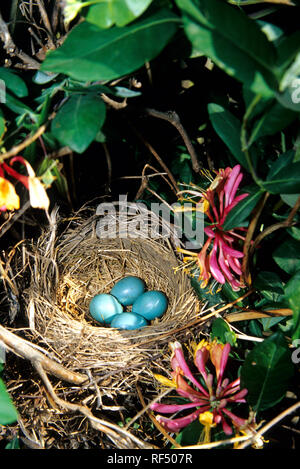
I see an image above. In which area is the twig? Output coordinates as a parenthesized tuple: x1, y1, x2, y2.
(0, 10, 40, 69)
(0, 124, 47, 161)
(250, 195, 300, 254)
(242, 192, 269, 286)
(36, 0, 55, 48)
(226, 308, 293, 323)
(0, 324, 87, 385)
(101, 93, 127, 110)
(235, 400, 300, 449)
(0, 201, 31, 238)
(34, 361, 154, 449)
(135, 163, 177, 200)
(102, 142, 112, 192)
(136, 385, 180, 448)
(145, 108, 202, 174)
(129, 124, 179, 194)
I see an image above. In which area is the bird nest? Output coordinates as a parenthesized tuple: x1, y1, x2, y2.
(17, 205, 202, 391)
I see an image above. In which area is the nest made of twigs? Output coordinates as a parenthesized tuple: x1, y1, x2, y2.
(18, 205, 202, 390)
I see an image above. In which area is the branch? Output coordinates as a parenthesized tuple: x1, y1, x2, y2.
(0, 11, 40, 69)
(0, 324, 87, 385)
(145, 108, 202, 174)
(0, 124, 47, 161)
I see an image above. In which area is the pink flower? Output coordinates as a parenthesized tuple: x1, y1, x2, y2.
(177, 165, 248, 291)
(199, 165, 248, 291)
(151, 341, 248, 436)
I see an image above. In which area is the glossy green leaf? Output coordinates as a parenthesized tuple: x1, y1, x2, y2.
(285, 271, 300, 340)
(248, 100, 297, 143)
(273, 236, 300, 275)
(86, 0, 153, 28)
(211, 317, 236, 346)
(0, 378, 18, 425)
(0, 109, 5, 140)
(254, 271, 285, 302)
(0, 67, 28, 98)
(281, 193, 300, 208)
(264, 157, 300, 194)
(51, 93, 106, 153)
(222, 190, 263, 231)
(240, 332, 294, 412)
(41, 9, 179, 81)
(176, 0, 277, 97)
(4, 93, 36, 119)
(207, 103, 248, 169)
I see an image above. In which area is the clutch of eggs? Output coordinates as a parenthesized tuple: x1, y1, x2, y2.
(89, 276, 168, 330)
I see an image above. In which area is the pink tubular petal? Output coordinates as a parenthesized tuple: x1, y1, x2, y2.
(156, 408, 208, 432)
(224, 192, 248, 216)
(176, 388, 209, 403)
(227, 389, 248, 402)
(222, 408, 247, 429)
(221, 243, 244, 259)
(172, 342, 209, 396)
(209, 239, 225, 284)
(217, 238, 234, 282)
(204, 226, 215, 238)
(220, 413, 233, 435)
(224, 165, 241, 206)
(227, 172, 243, 206)
(194, 348, 209, 381)
(226, 255, 242, 276)
(150, 401, 204, 414)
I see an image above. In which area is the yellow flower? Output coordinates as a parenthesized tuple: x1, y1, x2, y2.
(0, 177, 20, 211)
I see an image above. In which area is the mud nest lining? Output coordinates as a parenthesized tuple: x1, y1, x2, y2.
(19, 207, 202, 389)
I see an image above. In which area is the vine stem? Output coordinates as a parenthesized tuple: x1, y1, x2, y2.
(250, 195, 300, 254)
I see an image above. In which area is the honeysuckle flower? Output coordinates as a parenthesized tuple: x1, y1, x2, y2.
(151, 340, 248, 436)
(0, 156, 50, 211)
(177, 165, 248, 291)
(0, 176, 20, 211)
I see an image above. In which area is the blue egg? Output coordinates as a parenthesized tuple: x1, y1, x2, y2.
(89, 293, 123, 324)
(110, 276, 146, 306)
(132, 291, 168, 320)
(110, 312, 148, 330)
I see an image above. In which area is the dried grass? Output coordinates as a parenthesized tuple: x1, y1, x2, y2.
(19, 205, 202, 390)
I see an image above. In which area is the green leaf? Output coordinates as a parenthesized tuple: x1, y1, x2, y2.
(51, 93, 106, 153)
(211, 317, 236, 346)
(5, 437, 20, 449)
(190, 276, 224, 306)
(0, 108, 5, 140)
(175, 419, 203, 446)
(0, 67, 28, 98)
(176, 0, 277, 97)
(41, 9, 179, 81)
(267, 149, 295, 180)
(240, 332, 294, 412)
(222, 190, 263, 231)
(207, 103, 248, 169)
(253, 271, 285, 302)
(263, 161, 300, 194)
(285, 271, 300, 340)
(86, 0, 153, 28)
(281, 193, 300, 208)
(0, 378, 18, 425)
(248, 100, 297, 143)
(273, 236, 300, 275)
(4, 93, 36, 119)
